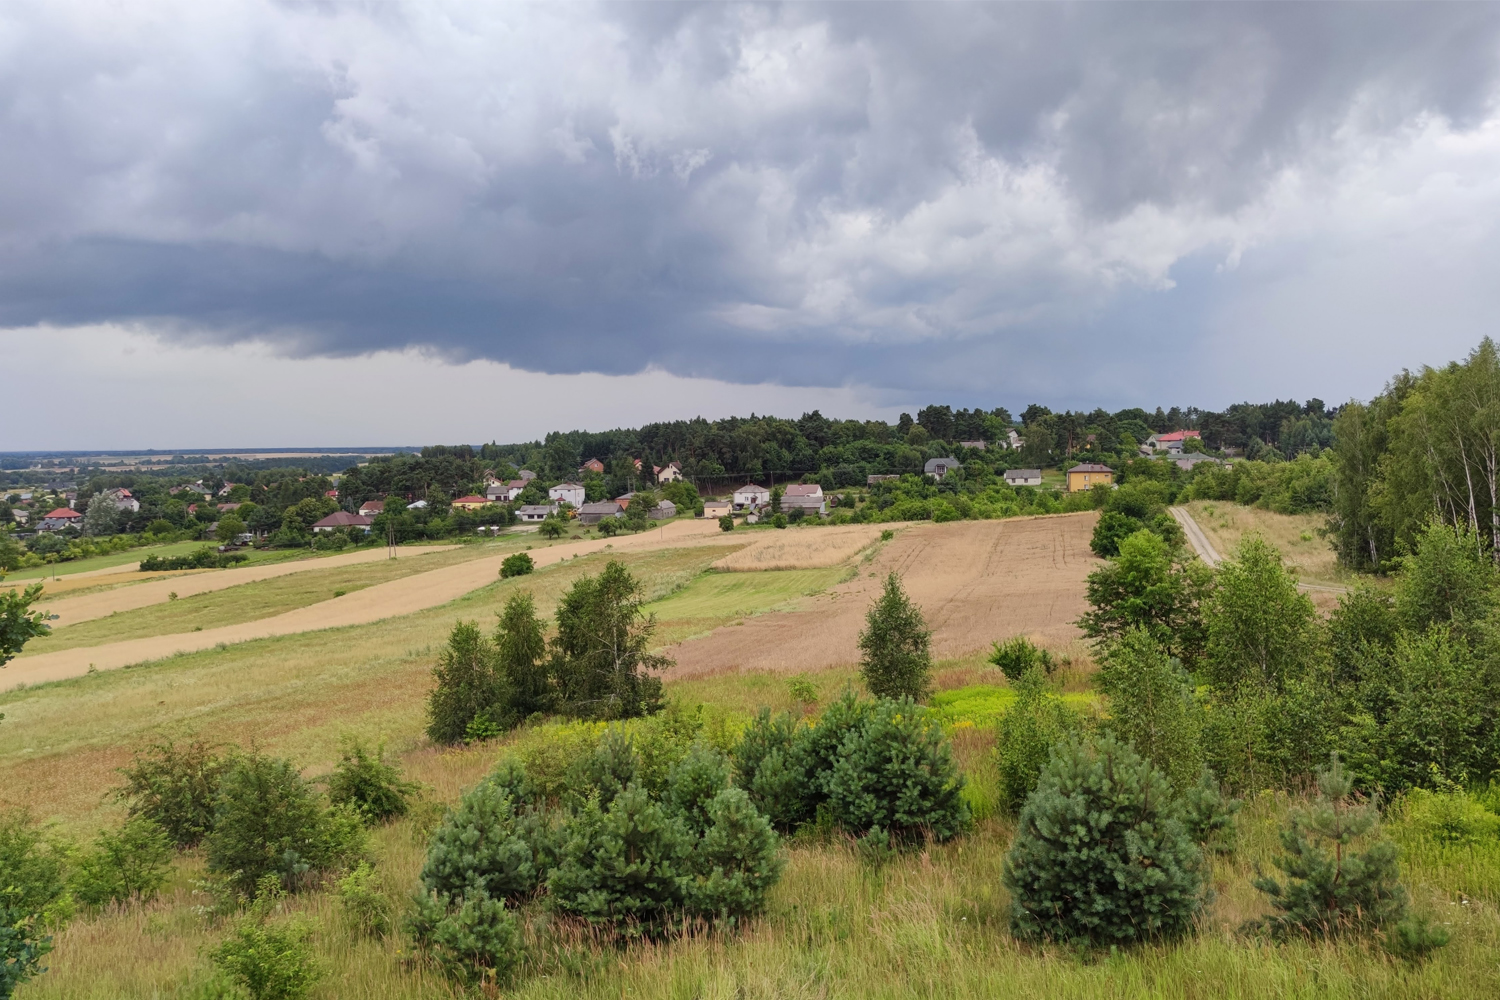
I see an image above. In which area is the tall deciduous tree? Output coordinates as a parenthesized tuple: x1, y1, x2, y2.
(494, 592, 551, 719)
(857, 572, 932, 701)
(1078, 528, 1211, 668)
(83, 493, 117, 536)
(550, 561, 667, 720)
(1204, 537, 1318, 695)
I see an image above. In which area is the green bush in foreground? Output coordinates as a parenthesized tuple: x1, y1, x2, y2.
(993, 669, 1083, 815)
(69, 817, 173, 909)
(116, 738, 235, 848)
(1004, 736, 1203, 947)
(1250, 754, 1411, 942)
(407, 891, 524, 990)
(205, 754, 366, 895)
(325, 738, 418, 824)
(419, 773, 557, 904)
(210, 917, 320, 1000)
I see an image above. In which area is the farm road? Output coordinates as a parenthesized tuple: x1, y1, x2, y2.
(7, 518, 725, 685)
(1171, 505, 1347, 598)
(663, 512, 1102, 679)
(37, 545, 462, 627)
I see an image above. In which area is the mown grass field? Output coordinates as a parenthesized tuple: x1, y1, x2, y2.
(2, 540, 214, 584)
(6, 531, 1496, 998)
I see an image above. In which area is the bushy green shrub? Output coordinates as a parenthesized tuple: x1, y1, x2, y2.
(685, 787, 784, 925)
(69, 817, 173, 909)
(1004, 736, 1203, 946)
(210, 918, 320, 1000)
(336, 862, 391, 939)
(1250, 754, 1408, 941)
(139, 549, 248, 571)
(205, 753, 366, 895)
(407, 891, 524, 989)
(325, 738, 417, 824)
(792, 691, 872, 806)
(733, 709, 809, 831)
(0, 811, 67, 999)
(1384, 914, 1452, 963)
(115, 737, 235, 848)
(665, 742, 731, 836)
(564, 728, 640, 810)
(499, 552, 534, 578)
(495, 591, 552, 720)
(858, 572, 932, 701)
(1204, 536, 1319, 694)
(0, 888, 52, 1000)
(826, 699, 969, 843)
(718, 515, 734, 532)
(550, 561, 666, 720)
(419, 772, 557, 904)
(1181, 768, 1240, 855)
(502, 722, 606, 803)
(547, 784, 692, 928)
(988, 636, 1055, 682)
(993, 669, 1083, 814)
(1097, 628, 1202, 790)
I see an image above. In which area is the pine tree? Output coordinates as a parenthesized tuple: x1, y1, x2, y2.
(1004, 736, 1203, 946)
(858, 573, 932, 701)
(686, 787, 784, 925)
(419, 772, 556, 904)
(1251, 753, 1408, 940)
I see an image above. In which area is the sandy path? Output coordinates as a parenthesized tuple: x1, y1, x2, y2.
(7, 519, 725, 684)
(1170, 506, 1222, 566)
(37, 545, 463, 627)
(662, 512, 1101, 679)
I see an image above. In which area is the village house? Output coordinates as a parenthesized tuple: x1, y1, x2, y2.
(451, 495, 491, 511)
(38, 507, 82, 531)
(1003, 469, 1044, 487)
(407, 499, 429, 510)
(357, 499, 385, 517)
(923, 457, 962, 479)
(516, 503, 558, 522)
(656, 462, 683, 484)
(518, 469, 537, 482)
(1067, 463, 1115, 492)
(578, 500, 623, 524)
(216, 502, 242, 513)
(579, 458, 606, 475)
(312, 511, 372, 533)
(1006, 429, 1024, 450)
(958, 440, 986, 450)
(732, 483, 770, 510)
(487, 479, 526, 502)
(781, 483, 826, 515)
(1142, 430, 1202, 455)
(1170, 453, 1224, 472)
(217, 482, 238, 496)
(103, 487, 140, 512)
(701, 499, 732, 519)
(652, 499, 677, 520)
(548, 482, 587, 507)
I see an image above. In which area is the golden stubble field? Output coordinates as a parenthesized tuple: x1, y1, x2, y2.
(664, 512, 1101, 678)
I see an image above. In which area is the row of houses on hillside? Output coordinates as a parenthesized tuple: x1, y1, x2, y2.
(577, 458, 683, 484)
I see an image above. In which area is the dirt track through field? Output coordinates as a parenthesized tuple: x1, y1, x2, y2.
(662, 512, 1101, 678)
(35, 545, 462, 627)
(7, 519, 725, 685)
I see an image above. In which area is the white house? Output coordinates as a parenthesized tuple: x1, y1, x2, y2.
(357, 500, 385, 517)
(656, 462, 683, 484)
(923, 457, 961, 479)
(1143, 430, 1202, 455)
(1003, 469, 1043, 487)
(407, 499, 428, 510)
(1006, 429, 1024, 450)
(548, 482, 587, 507)
(701, 500, 732, 519)
(104, 488, 140, 513)
(732, 484, 770, 510)
(38, 507, 82, 531)
(312, 511, 373, 533)
(488, 479, 526, 502)
(517, 503, 559, 522)
(781, 484, 825, 515)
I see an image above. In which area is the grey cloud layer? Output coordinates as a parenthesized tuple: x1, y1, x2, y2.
(3, 1, 1499, 405)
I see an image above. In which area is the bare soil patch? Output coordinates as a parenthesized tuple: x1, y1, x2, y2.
(711, 524, 884, 571)
(663, 512, 1101, 679)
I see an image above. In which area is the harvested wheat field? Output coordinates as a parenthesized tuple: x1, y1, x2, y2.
(664, 512, 1101, 679)
(712, 523, 884, 570)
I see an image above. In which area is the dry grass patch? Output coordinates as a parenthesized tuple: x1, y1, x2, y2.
(711, 524, 885, 571)
(1180, 500, 1361, 589)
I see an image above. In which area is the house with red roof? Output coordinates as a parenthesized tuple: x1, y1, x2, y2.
(451, 494, 491, 511)
(38, 507, 83, 531)
(1143, 430, 1202, 455)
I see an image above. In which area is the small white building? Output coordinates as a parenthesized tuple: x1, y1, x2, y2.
(548, 482, 587, 507)
(1003, 469, 1043, 487)
(357, 500, 386, 517)
(732, 483, 770, 510)
(1006, 429, 1023, 450)
(701, 500, 732, 519)
(656, 462, 683, 484)
(488, 479, 526, 502)
(104, 488, 140, 513)
(517, 503, 559, 522)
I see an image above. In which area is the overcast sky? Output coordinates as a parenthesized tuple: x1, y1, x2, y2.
(4, 1, 1500, 449)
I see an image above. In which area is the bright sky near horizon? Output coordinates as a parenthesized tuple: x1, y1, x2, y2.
(5, 2, 1500, 448)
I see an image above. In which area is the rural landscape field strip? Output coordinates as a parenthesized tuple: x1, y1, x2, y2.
(34, 543, 464, 627)
(1169, 505, 1222, 566)
(7, 518, 727, 683)
(663, 512, 1101, 678)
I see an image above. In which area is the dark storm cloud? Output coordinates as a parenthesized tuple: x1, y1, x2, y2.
(3, 1, 1500, 404)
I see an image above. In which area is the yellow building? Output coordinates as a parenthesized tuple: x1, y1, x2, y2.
(451, 494, 492, 510)
(1066, 463, 1114, 492)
